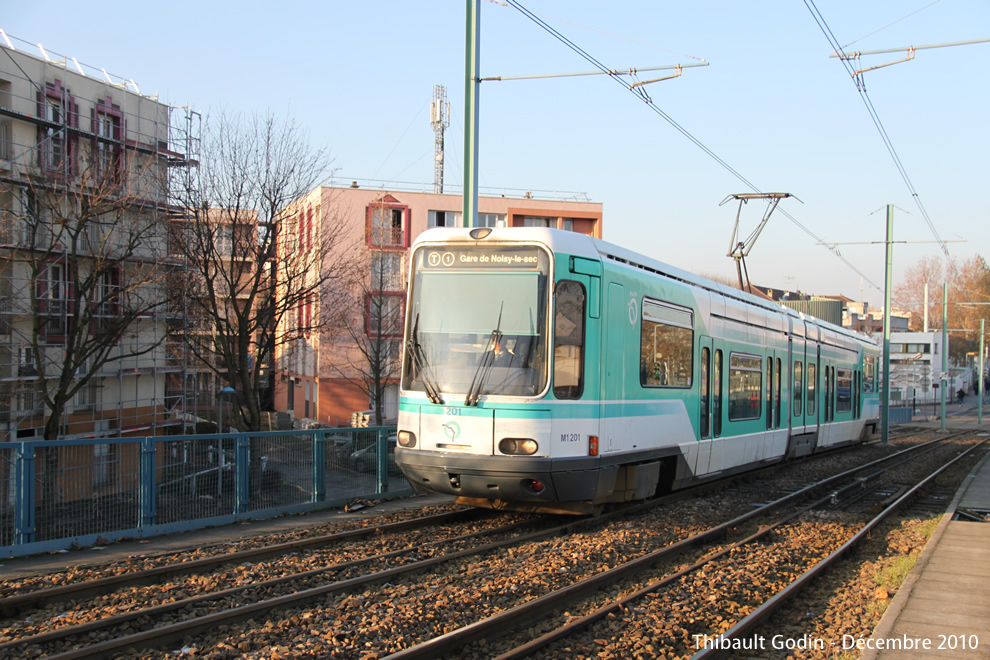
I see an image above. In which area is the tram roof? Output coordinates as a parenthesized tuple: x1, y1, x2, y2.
(411, 227, 877, 349)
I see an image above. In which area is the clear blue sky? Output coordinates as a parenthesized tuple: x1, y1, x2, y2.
(5, 1, 988, 307)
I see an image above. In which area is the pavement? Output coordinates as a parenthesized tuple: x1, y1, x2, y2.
(860, 436, 990, 659)
(898, 393, 990, 432)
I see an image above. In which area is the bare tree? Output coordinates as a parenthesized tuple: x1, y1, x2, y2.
(895, 254, 990, 362)
(2, 149, 168, 442)
(322, 198, 405, 427)
(169, 110, 353, 431)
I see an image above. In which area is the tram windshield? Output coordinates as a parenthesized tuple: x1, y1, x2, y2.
(402, 244, 550, 401)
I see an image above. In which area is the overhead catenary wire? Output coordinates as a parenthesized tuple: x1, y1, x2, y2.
(503, 0, 883, 293)
(803, 0, 954, 272)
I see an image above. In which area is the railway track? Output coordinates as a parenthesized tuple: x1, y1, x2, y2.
(382, 432, 980, 659)
(0, 431, 972, 659)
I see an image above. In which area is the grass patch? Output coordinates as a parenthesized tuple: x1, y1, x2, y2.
(874, 555, 917, 590)
(871, 515, 943, 597)
(914, 515, 941, 539)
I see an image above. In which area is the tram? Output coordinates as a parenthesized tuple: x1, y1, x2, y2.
(395, 227, 880, 514)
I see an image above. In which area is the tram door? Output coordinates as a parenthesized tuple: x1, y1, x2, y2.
(820, 359, 835, 447)
(806, 344, 820, 434)
(602, 283, 628, 453)
(763, 348, 785, 461)
(792, 321, 813, 435)
(698, 336, 713, 442)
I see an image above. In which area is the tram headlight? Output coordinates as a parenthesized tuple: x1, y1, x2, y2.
(397, 430, 417, 448)
(499, 438, 538, 455)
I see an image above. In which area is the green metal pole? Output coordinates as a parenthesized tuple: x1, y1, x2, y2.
(979, 319, 984, 424)
(463, 0, 480, 228)
(881, 205, 892, 443)
(941, 282, 948, 430)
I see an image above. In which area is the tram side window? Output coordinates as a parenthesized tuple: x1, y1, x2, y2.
(793, 361, 803, 416)
(713, 349, 723, 437)
(765, 358, 773, 431)
(640, 299, 693, 388)
(775, 358, 782, 428)
(854, 371, 861, 418)
(728, 353, 762, 421)
(553, 280, 586, 400)
(837, 368, 852, 413)
(700, 347, 710, 439)
(826, 367, 834, 422)
(807, 363, 817, 416)
(863, 356, 876, 392)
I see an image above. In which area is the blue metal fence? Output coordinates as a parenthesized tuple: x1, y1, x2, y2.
(0, 427, 409, 558)
(888, 407, 914, 424)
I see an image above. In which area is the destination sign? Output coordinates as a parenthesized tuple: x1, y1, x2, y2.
(421, 247, 542, 270)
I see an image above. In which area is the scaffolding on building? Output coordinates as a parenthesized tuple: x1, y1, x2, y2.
(0, 31, 212, 441)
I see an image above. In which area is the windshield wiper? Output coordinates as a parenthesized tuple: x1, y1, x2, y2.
(407, 314, 444, 405)
(465, 303, 503, 407)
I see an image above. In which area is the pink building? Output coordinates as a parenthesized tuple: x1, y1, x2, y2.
(274, 184, 603, 427)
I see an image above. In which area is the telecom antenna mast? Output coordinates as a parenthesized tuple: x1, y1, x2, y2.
(721, 192, 799, 293)
(431, 84, 450, 194)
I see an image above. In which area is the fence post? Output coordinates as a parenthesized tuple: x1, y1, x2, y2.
(14, 442, 36, 546)
(376, 427, 388, 494)
(139, 437, 157, 528)
(313, 430, 326, 503)
(235, 433, 250, 515)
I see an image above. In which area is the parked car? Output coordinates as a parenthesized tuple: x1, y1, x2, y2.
(349, 435, 399, 474)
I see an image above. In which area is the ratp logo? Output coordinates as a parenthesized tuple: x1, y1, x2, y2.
(442, 421, 461, 441)
(627, 296, 639, 325)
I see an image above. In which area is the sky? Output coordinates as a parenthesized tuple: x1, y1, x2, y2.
(4, 1, 988, 308)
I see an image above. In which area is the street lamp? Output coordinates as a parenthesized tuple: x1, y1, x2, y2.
(217, 386, 236, 433)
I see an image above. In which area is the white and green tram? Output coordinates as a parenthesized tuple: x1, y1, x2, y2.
(396, 227, 880, 514)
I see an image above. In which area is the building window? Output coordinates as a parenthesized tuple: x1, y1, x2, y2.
(0, 188, 15, 247)
(477, 213, 504, 228)
(215, 224, 233, 255)
(368, 201, 406, 248)
(38, 81, 76, 175)
(306, 207, 313, 252)
(429, 210, 462, 228)
(42, 99, 66, 171)
(75, 380, 102, 412)
(0, 119, 11, 161)
(366, 293, 404, 338)
(93, 100, 122, 184)
(371, 252, 403, 291)
(523, 216, 551, 228)
(640, 299, 693, 388)
(383, 339, 402, 374)
(42, 261, 70, 339)
(296, 294, 313, 338)
(94, 268, 120, 333)
(728, 353, 762, 421)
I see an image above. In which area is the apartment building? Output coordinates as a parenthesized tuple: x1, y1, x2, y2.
(274, 183, 603, 427)
(0, 34, 200, 441)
